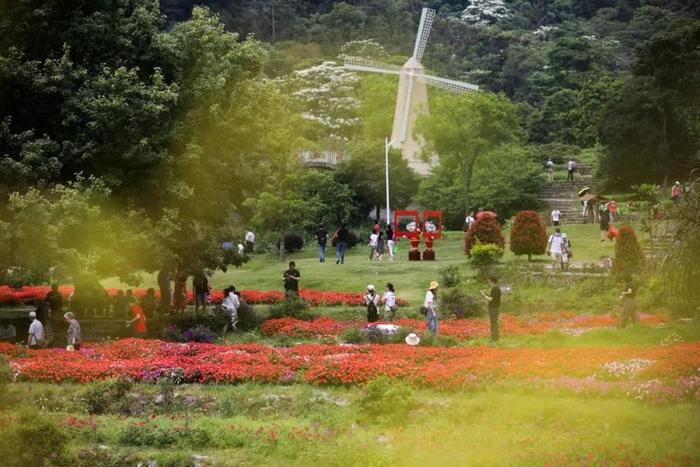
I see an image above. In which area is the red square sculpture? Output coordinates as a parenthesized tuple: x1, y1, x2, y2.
(421, 210, 443, 239)
(393, 210, 421, 239)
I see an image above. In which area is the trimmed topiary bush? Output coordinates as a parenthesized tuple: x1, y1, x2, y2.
(277, 233, 304, 252)
(465, 215, 505, 256)
(509, 210, 548, 261)
(469, 242, 504, 278)
(613, 225, 644, 277)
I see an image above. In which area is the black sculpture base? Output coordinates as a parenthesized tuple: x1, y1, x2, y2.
(408, 250, 422, 261)
(423, 250, 435, 261)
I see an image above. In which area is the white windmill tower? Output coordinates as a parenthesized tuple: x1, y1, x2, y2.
(344, 7, 479, 175)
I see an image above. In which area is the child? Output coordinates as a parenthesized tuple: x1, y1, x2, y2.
(365, 285, 379, 322)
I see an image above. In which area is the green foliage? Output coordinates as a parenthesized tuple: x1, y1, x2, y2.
(268, 298, 317, 321)
(465, 216, 506, 255)
(613, 226, 644, 278)
(440, 265, 463, 288)
(0, 407, 72, 466)
(469, 243, 505, 268)
(510, 211, 548, 260)
(358, 376, 418, 426)
(341, 327, 369, 344)
(440, 287, 484, 319)
(79, 378, 133, 415)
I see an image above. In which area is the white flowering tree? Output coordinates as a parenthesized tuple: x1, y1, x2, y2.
(282, 61, 361, 149)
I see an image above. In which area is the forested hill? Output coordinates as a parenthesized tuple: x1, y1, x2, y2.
(161, 0, 699, 187)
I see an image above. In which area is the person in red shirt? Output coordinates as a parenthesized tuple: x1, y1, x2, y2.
(126, 303, 148, 338)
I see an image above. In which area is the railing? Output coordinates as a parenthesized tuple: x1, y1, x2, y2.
(300, 150, 346, 168)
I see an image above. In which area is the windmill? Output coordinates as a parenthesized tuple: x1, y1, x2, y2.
(344, 7, 479, 175)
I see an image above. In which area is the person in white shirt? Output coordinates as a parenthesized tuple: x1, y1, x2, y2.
(546, 158, 554, 181)
(368, 232, 379, 260)
(382, 283, 397, 321)
(551, 209, 562, 226)
(546, 228, 565, 269)
(464, 211, 475, 231)
(424, 281, 439, 335)
(221, 286, 240, 332)
(27, 311, 45, 349)
(244, 230, 256, 254)
(566, 159, 576, 182)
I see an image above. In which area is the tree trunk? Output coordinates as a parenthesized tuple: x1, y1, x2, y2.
(528, 253, 532, 262)
(279, 231, 285, 261)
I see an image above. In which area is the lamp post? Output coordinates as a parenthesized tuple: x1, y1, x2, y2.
(384, 137, 396, 226)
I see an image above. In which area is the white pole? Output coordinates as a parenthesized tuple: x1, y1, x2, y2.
(385, 137, 391, 227)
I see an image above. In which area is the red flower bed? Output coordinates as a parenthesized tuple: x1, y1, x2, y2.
(0, 285, 406, 307)
(3, 339, 698, 391)
(261, 313, 668, 339)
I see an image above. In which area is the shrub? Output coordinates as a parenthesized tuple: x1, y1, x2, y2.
(163, 312, 226, 338)
(268, 298, 318, 321)
(341, 327, 369, 344)
(441, 287, 484, 319)
(237, 301, 263, 331)
(180, 324, 216, 343)
(0, 407, 72, 466)
(358, 377, 417, 426)
(440, 265, 463, 288)
(613, 226, 644, 277)
(465, 215, 505, 256)
(345, 231, 359, 248)
(79, 377, 133, 414)
(277, 233, 304, 252)
(470, 242, 504, 270)
(509, 210, 547, 260)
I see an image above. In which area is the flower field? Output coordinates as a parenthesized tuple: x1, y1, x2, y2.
(3, 339, 699, 402)
(0, 285, 406, 307)
(261, 313, 668, 339)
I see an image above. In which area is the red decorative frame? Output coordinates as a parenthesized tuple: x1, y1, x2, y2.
(393, 210, 421, 239)
(422, 210, 443, 239)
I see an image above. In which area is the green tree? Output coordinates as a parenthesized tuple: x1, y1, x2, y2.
(510, 210, 548, 261)
(417, 92, 524, 215)
(613, 226, 644, 278)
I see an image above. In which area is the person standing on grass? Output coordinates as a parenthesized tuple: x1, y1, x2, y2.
(376, 230, 385, 261)
(382, 283, 397, 321)
(546, 158, 554, 181)
(561, 233, 572, 271)
(368, 230, 379, 261)
(316, 225, 328, 263)
(618, 277, 639, 328)
(599, 205, 610, 242)
(27, 311, 45, 349)
(193, 271, 209, 312)
(221, 286, 240, 332)
(425, 281, 439, 335)
(1, 320, 16, 343)
(551, 208, 562, 226)
(607, 199, 619, 222)
(173, 270, 188, 312)
(386, 224, 395, 260)
(141, 288, 158, 319)
(283, 261, 301, 298)
(546, 228, 564, 270)
(335, 223, 349, 264)
(244, 229, 256, 254)
(365, 285, 379, 323)
(464, 211, 475, 231)
(126, 302, 148, 338)
(671, 181, 682, 204)
(45, 283, 63, 316)
(157, 267, 171, 313)
(481, 277, 502, 342)
(566, 158, 576, 182)
(64, 312, 81, 351)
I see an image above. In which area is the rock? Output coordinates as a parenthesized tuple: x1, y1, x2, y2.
(192, 454, 211, 466)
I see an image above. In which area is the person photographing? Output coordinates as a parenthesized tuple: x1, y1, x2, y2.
(481, 277, 502, 342)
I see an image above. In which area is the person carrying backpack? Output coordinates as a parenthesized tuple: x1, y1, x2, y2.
(365, 285, 379, 322)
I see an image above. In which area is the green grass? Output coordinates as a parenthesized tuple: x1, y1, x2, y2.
(104, 225, 630, 305)
(3, 382, 698, 466)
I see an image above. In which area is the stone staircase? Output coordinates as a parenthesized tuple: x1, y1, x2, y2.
(539, 180, 591, 225)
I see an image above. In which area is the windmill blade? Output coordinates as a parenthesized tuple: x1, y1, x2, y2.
(412, 8, 435, 63)
(417, 73, 480, 93)
(343, 57, 401, 76)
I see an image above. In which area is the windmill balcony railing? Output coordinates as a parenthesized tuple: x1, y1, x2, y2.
(300, 150, 346, 168)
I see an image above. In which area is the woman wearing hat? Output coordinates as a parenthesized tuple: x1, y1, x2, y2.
(425, 281, 439, 335)
(365, 285, 379, 323)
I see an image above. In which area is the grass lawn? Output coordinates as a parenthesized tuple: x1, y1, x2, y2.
(105, 224, 626, 306)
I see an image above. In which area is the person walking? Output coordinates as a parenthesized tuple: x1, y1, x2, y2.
(193, 271, 209, 312)
(140, 288, 158, 319)
(464, 211, 475, 232)
(607, 199, 619, 222)
(561, 233, 572, 271)
(244, 230, 256, 254)
(157, 267, 171, 313)
(599, 205, 610, 242)
(481, 277, 502, 342)
(365, 285, 379, 323)
(546, 158, 554, 181)
(27, 311, 45, 349)
(173, 270, 187, 312)
(368, 230, 379, 261)
(546, 228, 565, 270)
(335, 224, 349, 264)
(386, 224, 395, 260)
(283, 261, 301, 298)
(45, 283, 63, 317)
(376, 231, 385, 261)
(424, 281, 439, 335)
(671, 181, 682, 205)
(566, 158, 576, 182)
(551, 208, 562, 226)
(221, 286, 240, 332)
(126, 302, 148, 338)
(316, 225, 328, 263)
(382, 283, 397, 321)
(618, 277, 639, 328)
(64, 312, 81, 351)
